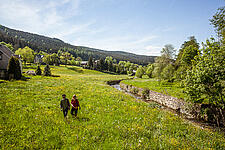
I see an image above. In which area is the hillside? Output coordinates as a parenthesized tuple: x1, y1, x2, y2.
(0, 25, 156, 64)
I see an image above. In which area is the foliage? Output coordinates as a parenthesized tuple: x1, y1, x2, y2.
(97, 58, 105, 71)
(153, 54, 171, 80)
(153, 44, 175, 80)
(42, 54, 51, 64)
(88, 56, 93, 69)
(42, 53, 60, 65)
(76, 57, 82, 62)
(60, 52, 72, 66)
(130, 87, 139, 94)
(161, 64, 175, 82)
(146, 64, 154, 78)
(135, 66, 145, 78)
(0, 41, 14, 51)
(1, 66, 224, 149)
(181, 45, 199, 66)
(15, 46, 34, 65)
(50, 53, 60, 65)
(7, 56, 22, 80)
(184, 39, 225, 107)
(142, 88, 150, 99)
(35, 65, 42, 75)
(43, 64, 51, 76)
(175, 36, 199, 67)
(210, 6, 225, 38)
(174, 36, 200, 81)
(105, 56, 113, 72)
(161, 44, 176, 59)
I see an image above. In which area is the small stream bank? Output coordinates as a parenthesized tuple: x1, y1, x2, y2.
(108, 80, 225, 131)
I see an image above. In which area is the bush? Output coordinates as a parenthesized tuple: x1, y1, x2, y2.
(146, 64, 154, 78)
(142, 88, 150, 99)
(35, 66, 42, 75)
(7, 56, 22, 80)
(131, 88, 139, 94)
(135, 66, 145, 78)
(161, 64, 175, 82)
(184, 39, 225, 107)
(44, 64, 51, 76)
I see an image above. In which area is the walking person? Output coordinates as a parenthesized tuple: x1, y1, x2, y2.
(71, 94, 81, 117)
(60, 94, 70, 118)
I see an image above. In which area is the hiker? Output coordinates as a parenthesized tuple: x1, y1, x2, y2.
(71, 94, 81, 117)
(60, 94, 70, 118)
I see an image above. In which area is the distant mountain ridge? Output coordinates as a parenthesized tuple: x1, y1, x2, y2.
(0, 25, 156, 64)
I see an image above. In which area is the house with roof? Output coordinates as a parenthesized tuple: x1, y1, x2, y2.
(80, 61, 88, 66)
(0, 44, 22, 79)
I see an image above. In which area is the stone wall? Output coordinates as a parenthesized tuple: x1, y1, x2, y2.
(120, 82, 199, 119)
(120, 82, 225, 126)
(106, 80, 122, 85)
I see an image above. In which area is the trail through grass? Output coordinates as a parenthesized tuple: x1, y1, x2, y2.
(0, 66, 224, 149)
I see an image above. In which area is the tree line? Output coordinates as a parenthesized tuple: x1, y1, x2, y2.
(86, 56, 139, 75)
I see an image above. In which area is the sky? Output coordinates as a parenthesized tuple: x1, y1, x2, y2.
(0, 0, 224, 56)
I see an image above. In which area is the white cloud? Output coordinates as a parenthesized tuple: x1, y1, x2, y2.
(0, 0, 161, 56)
(0, 0, 81, 35)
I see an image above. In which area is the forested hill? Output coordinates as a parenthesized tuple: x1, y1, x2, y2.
(0, 25, 156, 64)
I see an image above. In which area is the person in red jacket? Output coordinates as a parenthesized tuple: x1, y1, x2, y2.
(71, 94, 81, 117)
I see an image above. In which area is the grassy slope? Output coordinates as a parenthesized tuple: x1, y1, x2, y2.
(122, 77, 185, 99)
(0, 66, 224, 149)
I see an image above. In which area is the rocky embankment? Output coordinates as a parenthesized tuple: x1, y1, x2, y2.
(109, 81, 225, 126)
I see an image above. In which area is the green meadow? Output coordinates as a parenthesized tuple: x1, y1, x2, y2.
(0, 66, 224, 149)
(122, 77, 185, 99)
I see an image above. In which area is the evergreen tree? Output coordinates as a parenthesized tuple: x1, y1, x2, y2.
(7, 56, 21, 80)
(88, 56, 93, 69)
(14, 57, 22, 79)
(35, 65, 42, 75)
(43, 64, 51, 76)
(99, 58, 105, 71)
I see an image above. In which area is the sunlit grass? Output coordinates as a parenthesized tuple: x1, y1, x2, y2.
(0, 66, 224, 149)
(122, 77, 185, 99)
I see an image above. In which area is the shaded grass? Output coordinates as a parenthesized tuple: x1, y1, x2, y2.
(122, 77, 185, 99)
(0, 66, 224, 149)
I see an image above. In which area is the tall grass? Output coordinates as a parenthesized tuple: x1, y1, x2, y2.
(0, 66, 224, 149)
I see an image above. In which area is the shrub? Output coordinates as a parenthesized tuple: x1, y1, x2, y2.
(44, 64, 51, 76)
(142, 88, 150, 99)
(35, 66, 42, 75)
(7, 56, 22, 80)
(161, 64, 175, 82)
(146, 64, 154, 78)
(184, 39, 225, 107)
(135, 66, 145, 78)
(131, 87, 139, 94)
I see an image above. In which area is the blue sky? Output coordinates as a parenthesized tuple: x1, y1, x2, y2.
(0, 0, 224, 56)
